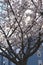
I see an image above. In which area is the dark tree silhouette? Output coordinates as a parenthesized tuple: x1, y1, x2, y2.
(0, 0, 43, 65)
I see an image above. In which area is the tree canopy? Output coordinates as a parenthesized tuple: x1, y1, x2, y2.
(0, 0, 43, 65)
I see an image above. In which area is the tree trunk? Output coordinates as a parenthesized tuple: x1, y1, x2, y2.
(17, 60, 27, 65)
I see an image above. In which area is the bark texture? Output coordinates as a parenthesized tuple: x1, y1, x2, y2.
(16, 59, 27, 65)
(17, 61, 27, 65)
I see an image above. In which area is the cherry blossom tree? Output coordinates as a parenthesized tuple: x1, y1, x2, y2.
(0, 0, 43, 65)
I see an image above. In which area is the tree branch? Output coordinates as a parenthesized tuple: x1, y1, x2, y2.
(0, 26, 20, 60)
